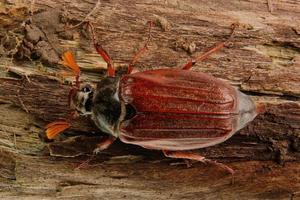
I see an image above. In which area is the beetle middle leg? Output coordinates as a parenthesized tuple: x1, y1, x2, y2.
(86, 22, 116, 77)
(93, 136, 116, 154)
(163, 150, 234, 175)
(127, 21, 155, 74)
(76, 136, 116, 169)
(182, 23, 238, 70)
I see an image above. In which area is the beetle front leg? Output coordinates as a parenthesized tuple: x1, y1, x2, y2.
(163, 150, 234, 175)
(86, 22, 116, 77)
(94, 44, 115, 77)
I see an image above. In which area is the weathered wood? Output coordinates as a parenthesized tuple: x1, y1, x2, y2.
(0, 0, 300, 199)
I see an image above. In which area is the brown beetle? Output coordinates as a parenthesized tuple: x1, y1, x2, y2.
(46, 22, 263, 173)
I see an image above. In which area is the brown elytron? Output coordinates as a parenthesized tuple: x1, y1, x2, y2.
(119, 69, 241, 151)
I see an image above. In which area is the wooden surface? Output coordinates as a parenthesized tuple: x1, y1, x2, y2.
(0, 0, 300, 199)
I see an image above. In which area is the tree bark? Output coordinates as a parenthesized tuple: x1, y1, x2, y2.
(0, 0, 299, 199)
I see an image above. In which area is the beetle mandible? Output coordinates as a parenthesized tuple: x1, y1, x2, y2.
(45, 22, 263, 174)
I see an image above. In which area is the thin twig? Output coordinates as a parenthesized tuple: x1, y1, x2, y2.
(17, 95, 29, 113)
(60, 0, 101, 32)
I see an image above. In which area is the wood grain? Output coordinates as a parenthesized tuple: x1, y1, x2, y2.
(0, 0, 299, 199)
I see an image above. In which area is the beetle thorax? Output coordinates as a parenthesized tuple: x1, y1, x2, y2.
(72, 77, 125, 137)
(90, 77, 125, 137)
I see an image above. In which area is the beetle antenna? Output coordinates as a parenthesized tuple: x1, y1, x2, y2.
(45, 120, 71, 139)
(60, 51, 82, 106)
(44, 52, 82, 140)
(61, 51, 81, 88)
(127, 21, 155, 74)
(182, 23, 239, 70)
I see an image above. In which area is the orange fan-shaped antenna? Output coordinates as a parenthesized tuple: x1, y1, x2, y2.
(61, 51, 81, 76)
(45, 121, 71, 139)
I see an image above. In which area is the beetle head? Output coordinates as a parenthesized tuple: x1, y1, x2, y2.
(72, 84, 95, 116)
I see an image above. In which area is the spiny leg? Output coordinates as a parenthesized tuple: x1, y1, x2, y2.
(93, 136, 116, 154)
(59, 17, 115, 77)
(86, 22, 115, 77)
(163, 150, 234, 175)
(182, 23, 238, 70)
(127, 21, 155, 74)
(83, 20, 154, 76)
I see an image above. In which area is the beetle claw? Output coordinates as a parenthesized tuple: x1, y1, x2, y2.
(92, 136, 116, 155)
(93, 148, 102, 155)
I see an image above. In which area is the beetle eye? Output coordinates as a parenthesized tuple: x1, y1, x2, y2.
(82, 86, 91, 93)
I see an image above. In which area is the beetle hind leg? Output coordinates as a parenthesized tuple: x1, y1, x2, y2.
(163, 150, 234, 175)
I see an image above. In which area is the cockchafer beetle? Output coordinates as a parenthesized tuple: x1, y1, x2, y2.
(45, 22, 264, 174)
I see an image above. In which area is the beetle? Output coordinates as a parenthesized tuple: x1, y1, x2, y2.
(45, 22, 263, 174)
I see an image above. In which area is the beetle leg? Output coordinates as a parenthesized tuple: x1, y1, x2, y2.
(127, 21, 155, 74)
(94, 43, 115, 77)
(182, 42, 227, 70)
(169, 159, 193, 168)
(86, 22, 115, 77)
(75, 136, 116, 169)
(93, 136, 116, 154)
(182, 23, 238, 70)
(163, 150, 234, 174)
